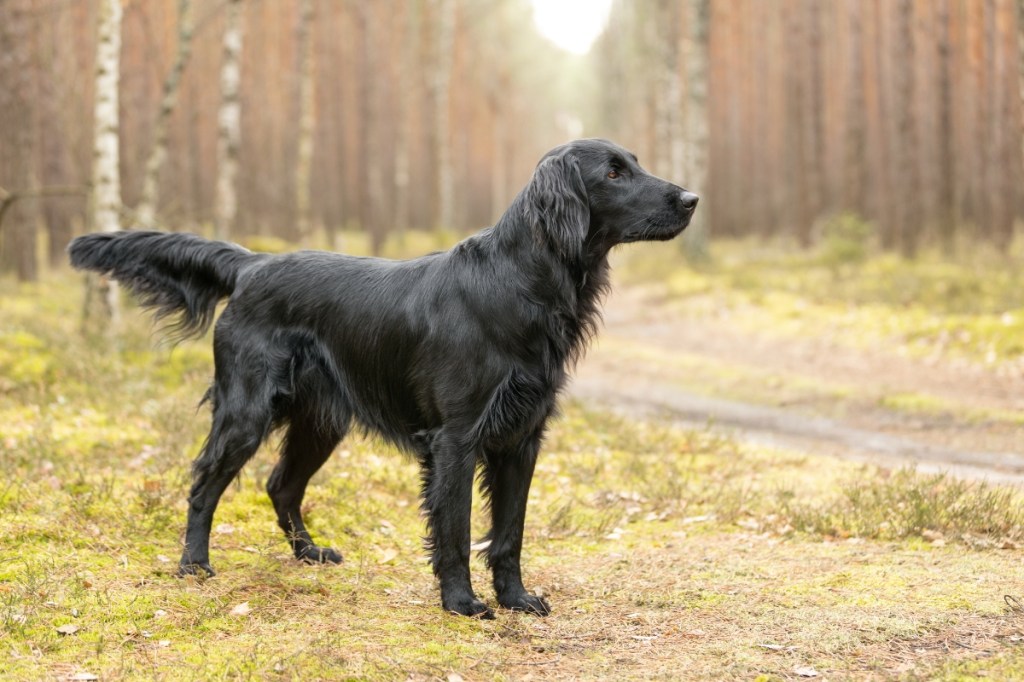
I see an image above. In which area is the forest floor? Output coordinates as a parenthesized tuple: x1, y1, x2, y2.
(2, 237, 1024, 680)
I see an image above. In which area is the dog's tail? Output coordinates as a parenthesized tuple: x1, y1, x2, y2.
(68, 230, 266, 338)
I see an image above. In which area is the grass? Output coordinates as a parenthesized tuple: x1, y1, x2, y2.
(613, 234, 1024, 368)
(2, 265, 1024, 679)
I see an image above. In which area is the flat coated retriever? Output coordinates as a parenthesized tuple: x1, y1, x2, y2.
(68, 138, 698, 618)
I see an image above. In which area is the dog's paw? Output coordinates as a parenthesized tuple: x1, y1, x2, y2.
(498, 592, 551, 616)
(177, 561, 215, 578)
(297, 545, 343, 565)
(442, 595, 495, 619)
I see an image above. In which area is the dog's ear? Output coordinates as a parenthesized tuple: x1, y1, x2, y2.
(525, 152, 590, 262)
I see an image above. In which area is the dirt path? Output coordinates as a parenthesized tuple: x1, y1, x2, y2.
(572, 286, 1024, 485)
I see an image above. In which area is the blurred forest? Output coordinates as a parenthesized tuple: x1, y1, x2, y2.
(0, 0, 1022, 282)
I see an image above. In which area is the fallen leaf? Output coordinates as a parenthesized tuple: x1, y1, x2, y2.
(447, 674, 464, 682)
(56, 624, 80, 635)
(229, 602, 251, 616)
(794, 665, 819, 677)
(215, 523, 235, 535)
(378, 549, 399, 564)
(70, 674, 99, 681)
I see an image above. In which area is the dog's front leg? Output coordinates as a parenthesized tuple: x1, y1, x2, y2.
(423, 429, 493, 618)
(484, 435, 550, 615)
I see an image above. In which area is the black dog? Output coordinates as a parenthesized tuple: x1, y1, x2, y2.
(69, 138, 697, 618)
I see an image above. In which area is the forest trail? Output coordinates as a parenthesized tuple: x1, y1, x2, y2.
(573, 286, 1024, 485)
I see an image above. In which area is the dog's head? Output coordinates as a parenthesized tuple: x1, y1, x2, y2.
(525, 138, 698, 261)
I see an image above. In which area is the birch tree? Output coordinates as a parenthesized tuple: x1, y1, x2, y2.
(89, 0, 124, 322)
(136, 0, 194, 228)
(215, 0, 244, 241)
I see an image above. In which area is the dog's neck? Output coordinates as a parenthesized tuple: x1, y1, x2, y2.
(488, 206, 611, 367)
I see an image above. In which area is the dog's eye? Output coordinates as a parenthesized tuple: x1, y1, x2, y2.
(607, 170, 620, 179)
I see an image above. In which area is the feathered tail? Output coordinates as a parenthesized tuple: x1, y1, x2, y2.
(68, 230, 265, 338)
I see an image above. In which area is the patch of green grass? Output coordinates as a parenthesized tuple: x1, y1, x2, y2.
(879, 392, 1024, 426)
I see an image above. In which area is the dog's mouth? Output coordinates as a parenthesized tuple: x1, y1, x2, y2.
(620, 213, 690, 243)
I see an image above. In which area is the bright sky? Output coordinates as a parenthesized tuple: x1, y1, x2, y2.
(530, 0, 613, 55)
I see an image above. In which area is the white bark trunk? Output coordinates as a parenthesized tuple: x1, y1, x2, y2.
(433, 0, 456, 230)
(215, 0, 243, 241)
(295, 0, 315, 241)
(92, 0, 123, 321)
(136, 0, 194, 228)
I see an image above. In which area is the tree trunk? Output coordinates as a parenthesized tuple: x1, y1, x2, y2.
(294, 0, 316, 242)
(89, 0, 123, 323)
(432, 0, 456, 230)
(650, 1, 683, 181)
(844, 0, 867, 214)
(394, 0, 420, 240)
(214, 0, 243, 242)
(683, 0, 709, 257)
(0, 0, 38, 281)
(987, 0, 1015, 249)
(937, 0, 957, 253)
(805, 0, 826, 230)
(1018, 0, 1024, 221)
(357, 3, 386, 254)
(135, 0, 194, 229)
(892, 0, 919, 256)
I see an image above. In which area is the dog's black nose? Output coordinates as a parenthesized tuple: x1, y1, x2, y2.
(680, 191, 699, 211)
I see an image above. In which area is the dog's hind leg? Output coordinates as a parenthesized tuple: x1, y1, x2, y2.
(178, 395, 271, 577)
(480, 433, 550, 615)
(178, 339, 276, 578)
(422, 428, 493, 618)
(267, 404, 347, 565)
